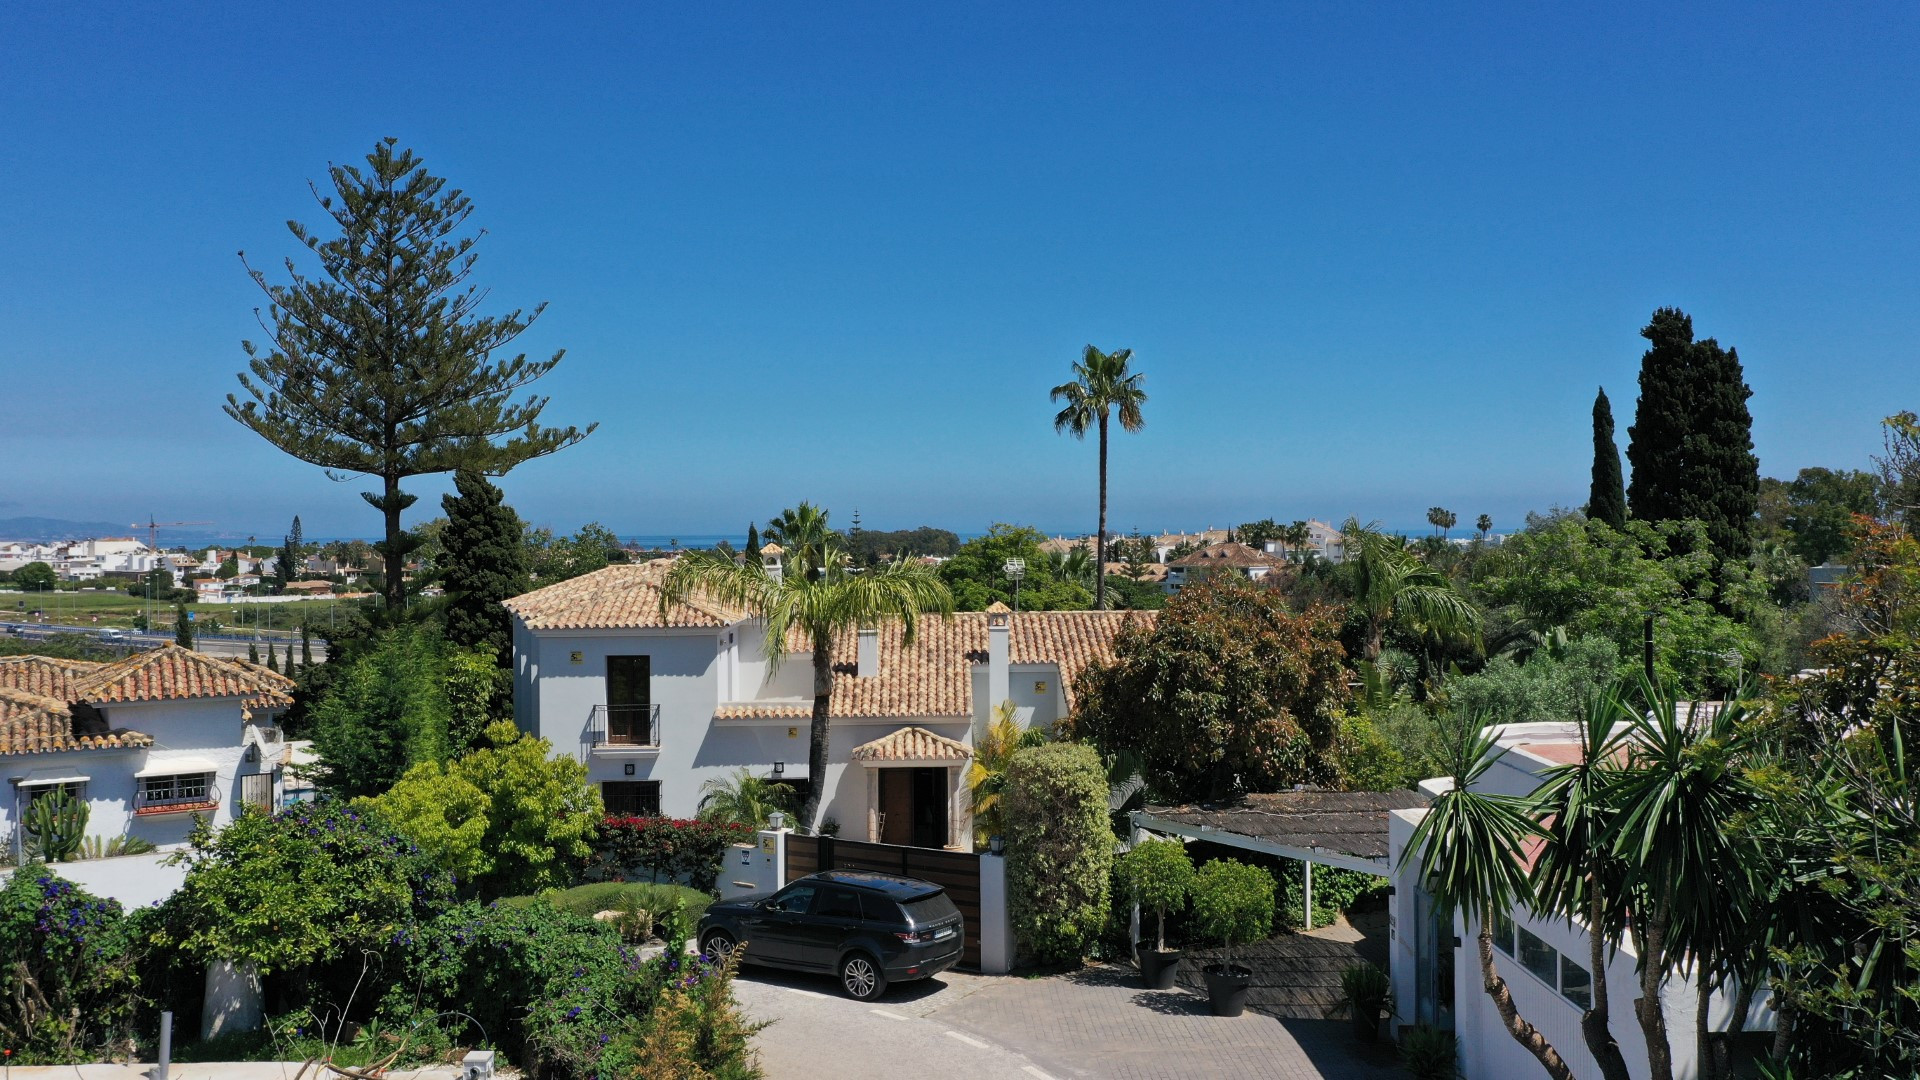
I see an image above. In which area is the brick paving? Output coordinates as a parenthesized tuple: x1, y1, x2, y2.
(927, 964, 1405, 1080)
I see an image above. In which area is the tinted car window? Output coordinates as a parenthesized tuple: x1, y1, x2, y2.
(859, 892, 901, 923)
(816, 887, 862, 919)
(902, 891, 960, 926)
(768, 885, 816, 914)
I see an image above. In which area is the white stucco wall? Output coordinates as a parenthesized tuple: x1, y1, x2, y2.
(3, 695, 275, 856)
(0, 848, 188, 908)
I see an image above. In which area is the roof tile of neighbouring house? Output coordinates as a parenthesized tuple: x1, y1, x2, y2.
(713, 702, 813, 721)
(0, 656, 102, 700)
(850, 725, 973, 762)
(503, 558, 749, 630)
(0, 685, 154, 754)
(1168, 541, 1286, 569)
(70, 643, 295, 705)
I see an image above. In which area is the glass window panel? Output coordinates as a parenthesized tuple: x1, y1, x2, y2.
(1518, 926, 1558, 985)
(769, 885, 816, 914)
(1560, 956, 1593, 1009)
(1492, 911, 1517, 955)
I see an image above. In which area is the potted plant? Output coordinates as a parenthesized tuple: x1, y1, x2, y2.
(1189, 859, 1276, 1017)
(1336, 961, 1392, 1042)
(1115, 837, 1195, 989)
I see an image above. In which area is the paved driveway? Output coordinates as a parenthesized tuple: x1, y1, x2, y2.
(735, 963, 1402, 1080)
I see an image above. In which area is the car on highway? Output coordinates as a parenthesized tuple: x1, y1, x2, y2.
(697, 870, 965, 1001)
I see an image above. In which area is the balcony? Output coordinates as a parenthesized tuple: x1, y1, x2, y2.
(585, 704, 661, 757)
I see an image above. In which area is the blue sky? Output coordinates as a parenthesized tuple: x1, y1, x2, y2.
(3, 3, 1916, 541)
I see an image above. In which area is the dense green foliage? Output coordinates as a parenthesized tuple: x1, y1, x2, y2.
(366, 720, 600, 898)
(23, 787, 88, 861)
(1277, 862, 1388, 930)
(1114, 838, 1195, 951)
(696, 768, 799, 830)
(1588, 387, 1627, 529)
(1070, 574, 1349, 801)
(0, 868, 139, 1062)
(526, 521, 625, 584)
(309, 625, 454, 797)
(11, 560, 56, 591)
(938, 523, 1093, 611)
(1005, 742, 1115, 966)
(1445, 635, 1619, 728)
(440, 469, 529, 663)
(226, 139, 593, 613)
(842, 525, 960, 564)
(153, 800, 452, 975)
(502, 881, 714, 927)
(1190, 859, 1277, 952)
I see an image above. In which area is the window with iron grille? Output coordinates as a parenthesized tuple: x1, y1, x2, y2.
(601, 780, 660, 816)
(142, 773, 211, 805)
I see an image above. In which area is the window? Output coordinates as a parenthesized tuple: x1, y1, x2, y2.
(816, 887, 862, 920)
(601, 781, 660, 816)
(859, 892, 900, 923)
(1560, 956, 1593, 1009)
(23, 781, 85, 805)
(1518, 927, 1558, 986)
(768, 885, 816, 914)
(140, 773, 210, 806)
(1491, 911, 1517, 955)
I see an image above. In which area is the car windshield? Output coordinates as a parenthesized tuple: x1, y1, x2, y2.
(901, 891, 959, 926)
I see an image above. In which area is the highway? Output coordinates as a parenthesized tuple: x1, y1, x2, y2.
(0, 622, 330, 662)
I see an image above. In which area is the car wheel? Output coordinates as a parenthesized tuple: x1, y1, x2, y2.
(840, 952, 887, 1001)
(701, 930, 739, 963)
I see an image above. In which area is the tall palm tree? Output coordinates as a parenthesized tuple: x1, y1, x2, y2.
(763, 502, 835, 567)
(663, 522, 953, 831)
(1052, 345, 1147, 610)
(698, 767, 799, 830)
(1403, 713, 1575, 1080)
(1284, 520, 1314, 562)
(1342, 519, 1480, 661)
(1528, 691, 1634, 1080)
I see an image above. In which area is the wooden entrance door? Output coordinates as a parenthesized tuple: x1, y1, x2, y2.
(878, 767, 949, 849)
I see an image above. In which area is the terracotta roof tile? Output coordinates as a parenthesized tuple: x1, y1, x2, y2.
(822, 610, 1151, 719)
(0, 656, 102, 700)
(1168, 542, 1286, 569)
(714, 702, 812, 721)
(504, 559, 748, 630)
(0, 685, 153, 755)
(70, 643, 294, 705)
(850, 726, 972, 762)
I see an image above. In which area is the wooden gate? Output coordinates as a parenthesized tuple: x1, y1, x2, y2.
(786, 835, 982, 970)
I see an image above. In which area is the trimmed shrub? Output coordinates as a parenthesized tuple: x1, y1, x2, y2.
(1005, 742, 1114, 967)
(501, 881, 713, 926)
(1191, 859, 1276, 955)
(1114, 838, 1194, 952)
(0, 866, 139, 1062)
(588, 816, 752, 894)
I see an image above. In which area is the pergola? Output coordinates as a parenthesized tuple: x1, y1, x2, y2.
(1131, 789, 1429, 929)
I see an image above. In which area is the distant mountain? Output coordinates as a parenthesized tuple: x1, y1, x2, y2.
(0, 517, 147, 542)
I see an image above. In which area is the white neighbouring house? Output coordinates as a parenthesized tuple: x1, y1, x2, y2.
(1163, 541, 1289, 593)
(1385, 721, 1773, 1080)
(505, 557, 1147, 848)
(0, 644, 298, 862)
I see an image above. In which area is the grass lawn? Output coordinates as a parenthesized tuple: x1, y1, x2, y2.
(1, 588, 367, 634)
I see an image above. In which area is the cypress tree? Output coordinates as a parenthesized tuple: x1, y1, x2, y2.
(440, 469, 529, 665)
(226, 139, 595, 617)
(249, 641, 261, 664)
(266, 641, 279, 673)
(746, 522, 761, 557)
(301, 624, 314, 667)
(174, 604, 194, 649)
(1625, 307, 1758, 571)
(1588, 387, 1628, 529)
(1627, 308, 1695, 525)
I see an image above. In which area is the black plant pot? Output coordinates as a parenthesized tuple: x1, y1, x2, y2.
(1350, 1007, 1382, 1043)
(1137, 944, 1182, 990)
(1202, 962, 1252, 1017)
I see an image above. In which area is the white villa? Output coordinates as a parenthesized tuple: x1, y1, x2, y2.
(1164, 541, 1288, 592)
(1, 644, 297, 859)
(1386, 721, 1771, 1080)
(505, 556, 1146, 848)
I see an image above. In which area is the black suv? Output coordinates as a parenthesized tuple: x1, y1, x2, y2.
(698, 870, 965, 1000)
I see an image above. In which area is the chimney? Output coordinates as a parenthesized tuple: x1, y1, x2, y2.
(857, 628, 879, 678)
(985, 602, 1011, 709)
(760, 542, 785, 582)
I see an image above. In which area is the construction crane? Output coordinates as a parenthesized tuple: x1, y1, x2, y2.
(129, 517, 212, 642)
(131, 516, 213, 553)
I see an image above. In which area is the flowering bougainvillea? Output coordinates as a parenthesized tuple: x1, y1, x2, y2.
(0, 866, 138, 1062)
(587, 816, 751, 894)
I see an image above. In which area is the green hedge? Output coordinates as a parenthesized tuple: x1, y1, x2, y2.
(1005, 742, 1114, 967)
(502, 881, 713, 924)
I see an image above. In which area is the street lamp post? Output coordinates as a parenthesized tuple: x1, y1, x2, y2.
(1004, 558, 1026, 614)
